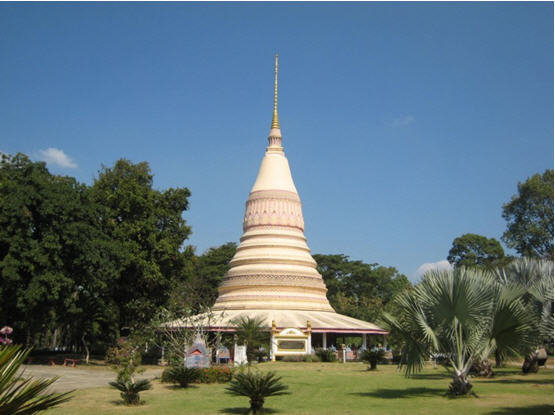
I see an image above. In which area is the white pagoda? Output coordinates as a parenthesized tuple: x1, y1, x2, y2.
(176, 56, 387, 360)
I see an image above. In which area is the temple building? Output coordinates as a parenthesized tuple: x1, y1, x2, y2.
(173, 56, 387, 360)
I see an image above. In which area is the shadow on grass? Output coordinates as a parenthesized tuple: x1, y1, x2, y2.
(351, 387, 446, 399)
(109, 400, 147, 406)
(486, 404, 553, 415)
(219, 407, 281, 414)
(475, 378, 553, 385)
(161, 384, 200, 390)
(410, 373, 450, 380)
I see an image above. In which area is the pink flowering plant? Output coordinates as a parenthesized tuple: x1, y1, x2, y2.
(0, 326, 13, 344)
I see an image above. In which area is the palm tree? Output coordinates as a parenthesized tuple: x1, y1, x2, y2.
(232, 316, 269, 363)
(225, 370, 289, 414)
(0, 345, 72, 414)
(496, 258, 553, 343)
(381, 268, 536, 395)
(495, 258, 554, 367)
(359, 347, 386, 371)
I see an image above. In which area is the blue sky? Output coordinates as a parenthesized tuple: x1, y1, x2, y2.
(1, 2, 552, 280)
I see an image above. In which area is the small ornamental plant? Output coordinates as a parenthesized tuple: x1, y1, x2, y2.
(360, 347, 386, 371)
(109, 379, 152, 405)
(106, 338, 151, 405)
(226, 370, 289, 414)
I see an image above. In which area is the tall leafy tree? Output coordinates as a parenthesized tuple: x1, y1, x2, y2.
(0, 154, 116, 347)
(502, 169, 554, 259)
(91, 159, 192, 331)
(191, 242, 237, 308)
(447, 233, 507, 269)
(313, 254, 411, 323)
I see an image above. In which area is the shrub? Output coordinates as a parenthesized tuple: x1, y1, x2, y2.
(282, 355, 305, 362)
(198, 366, 233, 383)
(315, 348, 337, 362)
(254, 348, 269, 363)
(160, 367, 173, 383)
(109, 379, 152, 405)
(226, 370, 289, 414)
(166, 366, 200, 387)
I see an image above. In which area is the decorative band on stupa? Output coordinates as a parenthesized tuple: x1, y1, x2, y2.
(212, 56, 334, 312)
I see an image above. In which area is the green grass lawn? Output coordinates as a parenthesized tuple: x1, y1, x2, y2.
(51, 362, 553, 415)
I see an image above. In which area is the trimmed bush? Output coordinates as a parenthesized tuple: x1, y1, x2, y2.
(167, 366, 200, 387)
(198, 366, 233, 383)
(162, 365, 233, 385)
(282, 355, 305, 362)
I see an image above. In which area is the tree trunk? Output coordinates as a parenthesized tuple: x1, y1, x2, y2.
(26, 326, 31, 347)
(81, 334, 90, 364)
(449, 373, 473, 396)
(250, 397, 264, 414)
(522, 353, 539, 374)
(51, 327, 58, 350)
(495, 350, 502, 368)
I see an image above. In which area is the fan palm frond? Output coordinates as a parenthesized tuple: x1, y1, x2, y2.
(0, 345, 72, 414)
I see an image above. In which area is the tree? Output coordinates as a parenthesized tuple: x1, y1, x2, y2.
(91, 159, 192, 331)
(447, 233, 507, 269)
(314, 254, 411, 347)
(0, 345, 72, 413)
(382, 268, 536, 395)
(502, 169, 554, 259)
(0, 153, 117, 348)
(232, 316, 269, 363)
(188, 242, 237, 309)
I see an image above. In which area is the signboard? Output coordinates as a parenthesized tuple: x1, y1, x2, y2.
(234, 345, 247, 366)
(273, 328, 308, 357)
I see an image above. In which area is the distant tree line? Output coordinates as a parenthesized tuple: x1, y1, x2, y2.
(1, 152, 551, 357)
(447, 169, 553, 269)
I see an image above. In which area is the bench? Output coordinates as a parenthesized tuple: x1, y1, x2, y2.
(63, 358, 79, 367)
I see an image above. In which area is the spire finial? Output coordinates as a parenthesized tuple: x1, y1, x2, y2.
(271, 54, 280, 129)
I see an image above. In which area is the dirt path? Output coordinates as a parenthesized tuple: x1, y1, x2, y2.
(21, 365, 164, 393)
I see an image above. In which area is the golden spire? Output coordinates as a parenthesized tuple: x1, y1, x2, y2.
(271, 54, 280, 129)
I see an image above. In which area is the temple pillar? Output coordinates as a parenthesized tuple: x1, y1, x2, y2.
(362, 333, 367, 349)
(270, 320, 278, 361)
(383, 334, 387, 349)
(306, 321, 312, 355)
(322, 332, 327, 349)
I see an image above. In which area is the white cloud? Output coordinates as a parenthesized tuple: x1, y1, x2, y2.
(415, 260, 453, 278)
(37, 148, 77, 169)
(391, 115, 415, 127)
